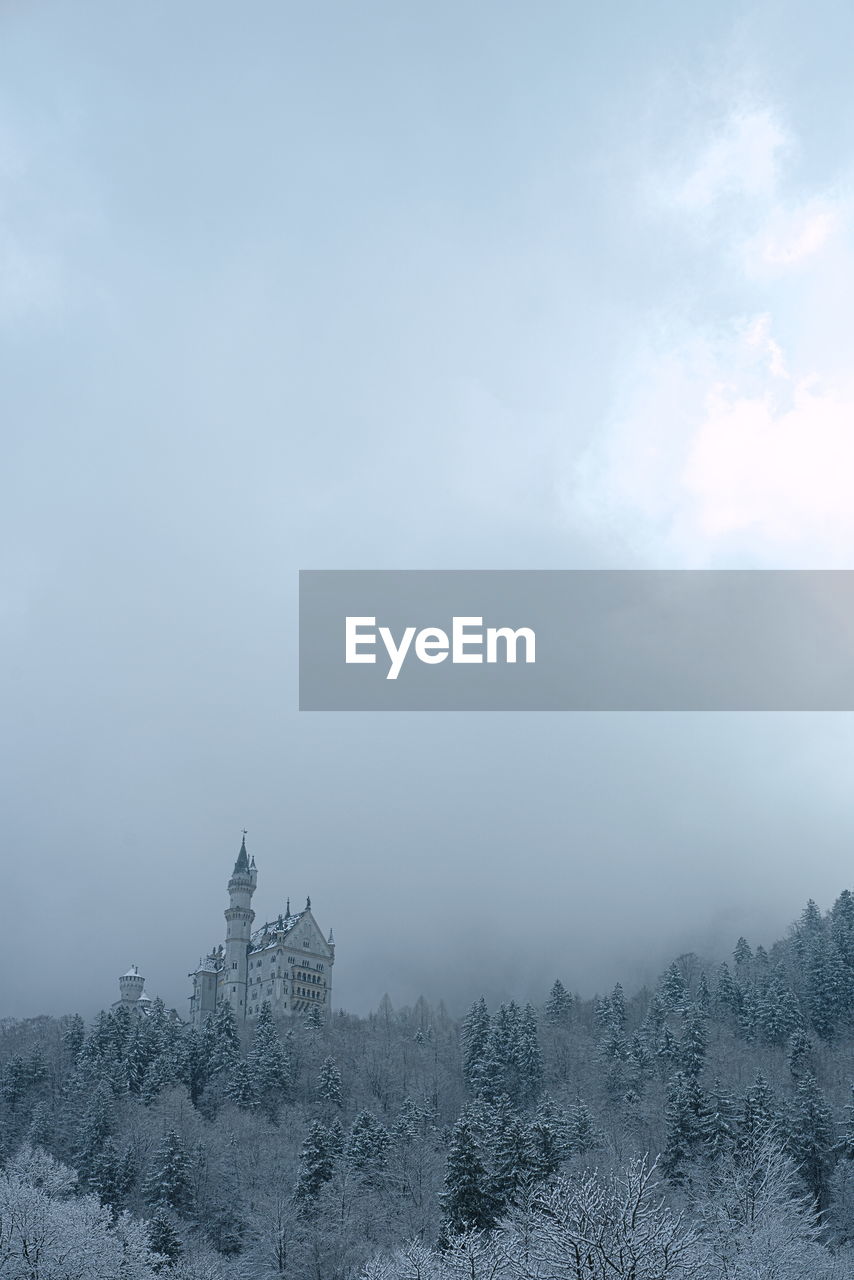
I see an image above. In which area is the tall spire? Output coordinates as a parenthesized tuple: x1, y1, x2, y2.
(232, 832, 250, 875)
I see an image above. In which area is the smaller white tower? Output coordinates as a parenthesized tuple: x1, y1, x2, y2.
(118, 965, 145, 1008)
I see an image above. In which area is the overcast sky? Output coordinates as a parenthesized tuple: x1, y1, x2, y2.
(4, 2, 854, 1020)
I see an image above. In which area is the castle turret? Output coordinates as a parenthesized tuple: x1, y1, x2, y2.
(118, 965, 145, 1006)
(223, 834, 257, 1021)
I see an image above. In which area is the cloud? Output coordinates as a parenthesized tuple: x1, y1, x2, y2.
(743, 197, 839, 273)
(662, 107, 789, 213)
(569, 103, 854, 567)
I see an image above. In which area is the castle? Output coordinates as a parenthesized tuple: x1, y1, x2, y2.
(187, 835, 335, 1026)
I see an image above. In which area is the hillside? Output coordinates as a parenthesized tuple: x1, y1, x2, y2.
(2, 891, 854, 1278)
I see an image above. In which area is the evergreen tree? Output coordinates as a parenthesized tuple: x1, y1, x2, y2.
(248, 1002, 291, 1117)
(144, 1127, 193, 1213)
(75, 1080, 115, 1183)
(679, 1003, 707, 1079)
(225, 1058, 259, 1111)
(1, 1056, 29, 1108)
(346, 1109, 391, 1183)
(609, 982, 626, 1030)
(62, 1013, 86, 1061)
(714, 961, 742, 1023)
(660, 961, 687, 1010)
(593, 994, 614, 1029)
(27, 1047, 47, 1088)
(529, 1095, 569, 1180)
(788, 1071, 835, 1208)
(804, 935, 846, 1041)
(91, 1137, 135, 1213)
(567, 1097, 602, 1155)
(440, 1118, 499, 1236)
(835, 1083, 854, 1161)
(737, 1072, 779, 1158)
(627, 1031, 654, 1092)
(489, 1099, 532, 1210)
(757, 970, 801, 1045)
(461, 997, 490, 1089)
(178, 1027, 210, 1106)
(696, 970, 711, 1014)
(210, 1002, 240, 1072)
(473, 1002, 523, 1103)
(295, 1120, 337, 1203)
(830, 888, 854, 970)
(141, 1053, 178, 1106)
(656, 1025, 679, 1076)
(148, 1210, 183, 1271)
(544, 979, 573, 1024)
(317, 1055, 344, 1110)
(702, 1079, 736, 1164)
(787, 1027, 814, 1079)
(28, 1100, 52, 1147)
(517, 1003, 544, 1103)
(662, 1071, 707, 1184)
(733, 936, 753, 969)
(735, 986, 758, 1042)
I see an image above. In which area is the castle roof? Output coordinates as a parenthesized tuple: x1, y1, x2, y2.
(232, 834, 250, 876)
(249, 908, 304, 952)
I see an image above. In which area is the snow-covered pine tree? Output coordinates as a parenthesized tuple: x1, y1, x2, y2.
(210, 1001, 240, 1073)
(788, 1071, 836, 1208)
(680, 1003, 708, 1079)
(147, 1208, 183, 1269)
(567, 1096, 603, 1156)
(346, 1109, 392, 1184)
(662, 1070, 707, 1184)
(295, 1119, 338, 1204)
(74, 1079, 115, 1184)
(61, 1013, 86, 1062)
(91, 1135, 136, 1213)
(517, 1003, 544, 1104)
(144, 1127, 193, 1214)
(318, 1055, 344, 1109)
(488, 1099, 533, 1210)
(787, 1026, 815, 1079)
(660, 961, 687, 1011)
(225, 1058, 259, 1111)
(461, 997, 490, 1090)
(28, 1100, 52, 1148)
(248, 1001, 292, 1117)
(733, 936, 753, 970)
(544, 978, 573, 1024)
(440, 1117, 499, 1237)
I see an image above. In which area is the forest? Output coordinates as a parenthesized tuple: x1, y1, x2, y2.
(2, 891, 854, 1278)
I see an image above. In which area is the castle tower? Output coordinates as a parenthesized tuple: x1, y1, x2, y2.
(118, 964, 145, 1007)
(223, 834, 257, 1021)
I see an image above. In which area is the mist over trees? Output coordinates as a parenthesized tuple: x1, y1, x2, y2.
(2, 892, 854, 1277)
